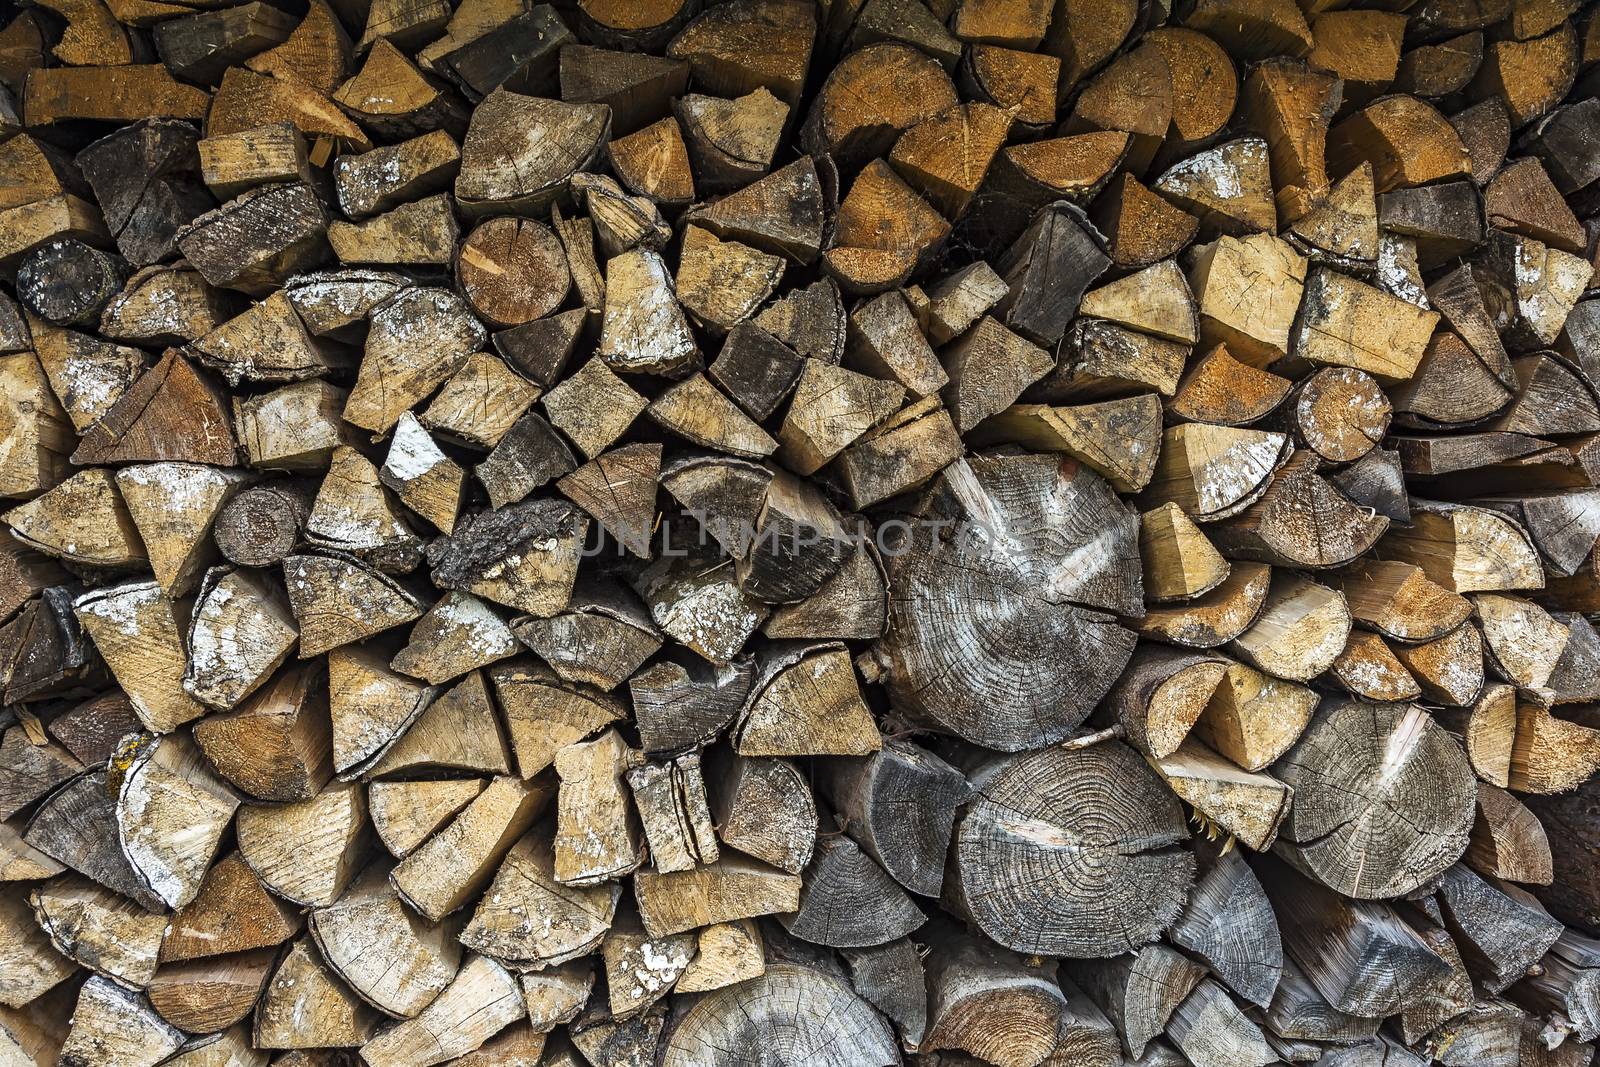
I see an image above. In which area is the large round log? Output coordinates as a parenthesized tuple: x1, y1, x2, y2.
(1274, 700, 1477, 899)
(948, 740, 1195, 958)
(662, 963, 901, 1066)
(871, 453, 1140, 751)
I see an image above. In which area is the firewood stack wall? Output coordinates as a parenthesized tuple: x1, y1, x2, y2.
(7, 0, 1600, 1064)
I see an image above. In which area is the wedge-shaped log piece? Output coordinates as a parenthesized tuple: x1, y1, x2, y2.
(1141, 423, 1291, 523)
(32, 875, 166, 985)
(24, 770, 164, 911)
(1437, 863, 1562, 993)
(369, 778, 484, 860)
(343, 287, 485, 435)
(1510, 698, 1600, 795)
(392, 774, 551, 922)
(147, 948, 275, 1034)
(1170, 847, 1283, 1009)
(284, 553, 423, 659)
(649, 374, 780, 460)
(923, 917, 1075, 1065)
(73, 580, 200, 733)
(327, 644, 437, 779)
(311, 861, 461, 1019)
(599, 248, 698, 377)
(456, 89, 609, 216)
(708, 751, 815, 875)
(1140, 502, 1229, 602)
(234, 379, 352, 471)
(557, 444, 663, 559)
(733, 641, 880, 757)
(1257, 854, 1451, 1017)
(553, 729, 642, 886)
(462, 829, 619, 968)
(601, 912, 694, 1019)
(802, 42, 955, 169)
(1150, 741, 1292, 852)
(1141, 563, 1271, 653)
(514, 583, 661, 691)
(1290, 267, 1441, 383)
(1166, 978, 1276, 1067)
(778, 359, 903, 474)
(1333, 630, 1422, 703)
(824, 159, 950, 295)
(381, 416, 464, 536)
(366, 670, 511, 779)
(1380, 500, 1544, 593)
(29, 319, 146, 433)
(0, 352, 72, 500)
(116, 733, 238, 909)
(236, 781, 367, 907)
(1107, 645, 1229, 758)
(420, 353, 541, 454)
(632, 543, 767, 665)
(0, 889, 75, 1009)
(1394, 620, 1485, 707)
(633, 853, 802, 939)
(189, 291, 342, 387)
(0, 726, 81, 822)
(6, 468, 140, 568)
(683, 156, 826, 265)
(1328, 94, 1470, 191)
(426, 499, 587, 617)
(491, 662, 625, 777)
(59, 977, 184, 1067)
(334, 130, 459, 220)
(521, 959, 593, 1033)
(115, 463, 248, 598)
(184, 566, 297, 710)
(676, 225, 784, 333)
(1192, 660, 1318, 772)
(392, 592, 516, 685)
(1078, 945, 1204, 1061)
(256, 937, 377, 1049)
(950, 741, 1194, 957)
(1227, 573, 1350, 682)
(816, 738, 968, 897)
(1153, 137, 1276, 236)
(875, 455, 1139, 750)
(1211, 451, 1389, 569)
(160, 850, 302, 961)
(678, 920, 763, 995)
(1476, 594, 1569, 689)
(1276, 700, 1476, 899)
(661, 964, 896, 1066)
(1467, 781, 1553, 886)
(781, 834, 923, 948)
(1326, 559, 1472, 644)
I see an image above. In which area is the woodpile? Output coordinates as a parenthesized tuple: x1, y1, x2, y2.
(10, 0, 1600, 1065)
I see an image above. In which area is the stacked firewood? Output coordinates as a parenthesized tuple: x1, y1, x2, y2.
(10, 0, 1600, 1064)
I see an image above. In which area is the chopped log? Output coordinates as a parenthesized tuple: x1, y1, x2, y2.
(309, 861, 460, 1018)
(780, 834, 924, 948)
(1141, 423, 1291, 522)
(236, 783, 369, 911)
(72, 580, 201, 733)
(708, 752, 816, 876)
(161, 849, 301, 961)
(1468, 781, 1554, 886)
(825, 159, 951, 295)
(1150, 741, 1291, 851)
(115, 733, 239, 909)
(633, 853, 802, 938)
(1257, 853, 1450, 1017)
(1210, 451, 1389, 569)
(147, 948, 276, 1033)
(1333, 630, 1422, 703)
(816, 738, 968, 897)
(460, 829, 618, 968)
(1153, 137, 1277, 237)
(949, 740, 1193, 956)
(1104, 644, 1228, 758)
(59, 977, 185, 1067)
(1436, 863, 1562, 992)
(455, 89, 609, 215)
(1170, 846, 1283, 1009)
(392, 774, 551, 921)
(1380, 500, 1545, 593)
(1276, 700, 1477, 899)
(32, 876, 165, 985)
(1080, 945, 1205, 1060)
(369, 778, 484, 859)
(255, 937, 378, 1049)
(921, 918, 1074, 1064)
(777, 359, 902, 474)
(25, 769, 165, 911)
(334, 39, 467, 139)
